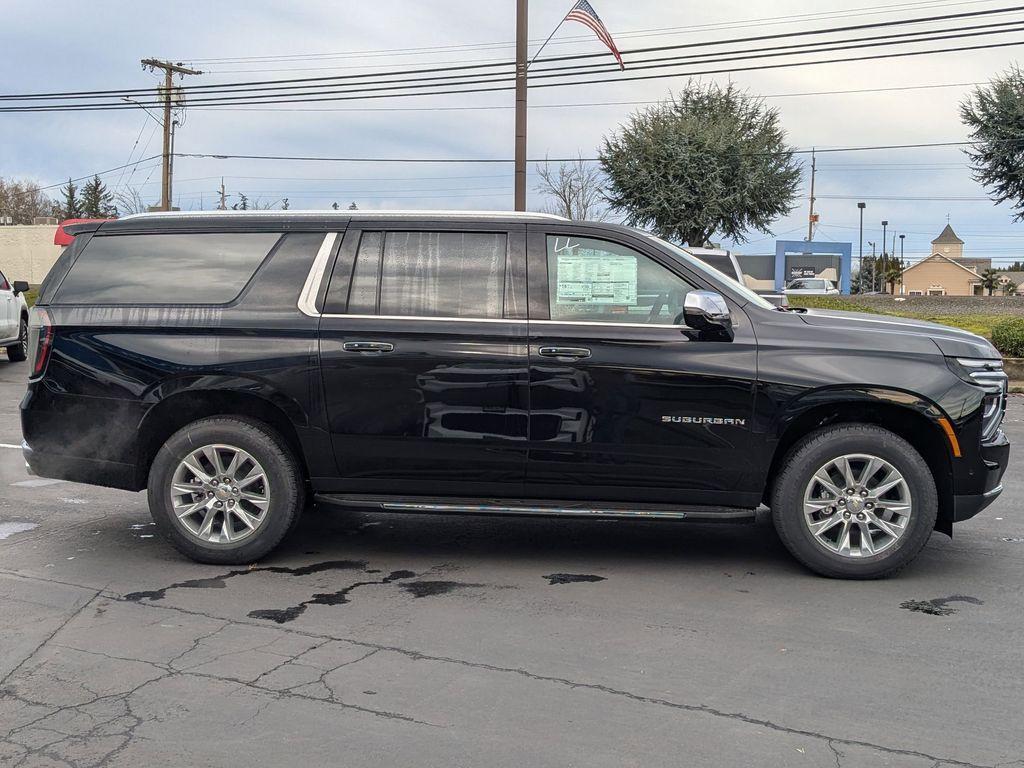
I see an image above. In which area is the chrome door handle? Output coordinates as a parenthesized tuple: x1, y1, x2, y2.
(538, 346, 591, 359)
(342, 341, 394, 353)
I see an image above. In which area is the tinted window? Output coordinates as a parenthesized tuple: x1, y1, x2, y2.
(53, 233, 281, 304)
(348, 232, 382, 314)
(356, 231, 507, 318)
(0, 270, 8, 291)
(546, 235, 696, 324)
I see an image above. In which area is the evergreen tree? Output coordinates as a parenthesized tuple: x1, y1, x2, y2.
(961, 66, 1024, 222)
(79, 175, 116, 218)
(59, 178, 82, 220)
(601, 82, 801, 246)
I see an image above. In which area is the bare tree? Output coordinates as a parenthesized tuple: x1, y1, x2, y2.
(0, 177, 58, 223)
(113, 186, 152, 216)
(533, 155, 607, 221)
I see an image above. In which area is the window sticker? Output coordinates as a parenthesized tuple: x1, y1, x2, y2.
(554, 240, 638, 305)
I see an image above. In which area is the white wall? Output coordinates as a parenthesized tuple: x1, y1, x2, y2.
(0, 225, 63, 284)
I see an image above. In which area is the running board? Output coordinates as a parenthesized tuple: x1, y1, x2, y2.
(314, 494, 756, 522)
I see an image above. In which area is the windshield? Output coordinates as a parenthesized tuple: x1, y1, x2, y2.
(642, 233, 776, 310)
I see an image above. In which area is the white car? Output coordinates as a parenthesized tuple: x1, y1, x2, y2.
(783, 278, 839, 296)
(0, 268, 29, 363)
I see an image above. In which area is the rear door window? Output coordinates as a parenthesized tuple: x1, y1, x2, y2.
(338, 230, 508, 319)
(53, 232, 281, 304)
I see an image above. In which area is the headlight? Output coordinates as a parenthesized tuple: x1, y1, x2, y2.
(947, 357, 1007, 442)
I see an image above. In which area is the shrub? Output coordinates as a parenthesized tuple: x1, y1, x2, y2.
(991, 317, 1024, 357)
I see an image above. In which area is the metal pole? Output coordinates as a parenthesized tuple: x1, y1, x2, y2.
(807, 148, 816, 241)
(857, 202, 865, 294)
(899, 233, 905, 295)
(880, 220, 888, 293)
(513, 0, 528, 212)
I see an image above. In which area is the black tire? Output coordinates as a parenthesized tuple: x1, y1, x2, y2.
(6, 318, 27, 363)
(147, 417, 304, 564)
(770, 424, 937, 579)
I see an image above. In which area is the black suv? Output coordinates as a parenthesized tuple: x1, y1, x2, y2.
(20, 212, 1009, 578)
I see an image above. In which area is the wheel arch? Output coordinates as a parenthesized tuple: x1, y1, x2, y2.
(763, 387, 956, 534)
(134, 387, 310, 490)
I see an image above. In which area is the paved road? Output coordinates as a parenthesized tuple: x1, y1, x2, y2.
(1, 353, 1023, 767)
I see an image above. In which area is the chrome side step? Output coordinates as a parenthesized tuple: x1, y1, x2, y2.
(314, 494, 756, 522)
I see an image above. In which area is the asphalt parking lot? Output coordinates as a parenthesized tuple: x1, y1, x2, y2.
(1, 354, 1023, 768)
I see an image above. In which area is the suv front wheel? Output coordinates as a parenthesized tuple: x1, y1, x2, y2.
(148, 417, 304, 564)
(771, 424, 937, 579)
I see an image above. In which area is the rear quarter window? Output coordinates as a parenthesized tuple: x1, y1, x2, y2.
(52, 232, 281, 305)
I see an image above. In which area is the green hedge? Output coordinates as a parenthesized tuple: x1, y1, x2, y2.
(991, 318, 1024, 357)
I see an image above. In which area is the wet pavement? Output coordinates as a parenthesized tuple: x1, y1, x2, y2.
(1, 355, 1023, 767)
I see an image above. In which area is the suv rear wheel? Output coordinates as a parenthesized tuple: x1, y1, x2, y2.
(147, 417, 304, 564)
(771, 424, 937, 579)
(6, 318, 27, 363)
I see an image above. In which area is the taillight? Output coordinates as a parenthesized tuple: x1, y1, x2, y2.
(27, 307, 54, 378)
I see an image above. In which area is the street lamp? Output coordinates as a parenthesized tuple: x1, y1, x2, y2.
(857, 203, 866, 294)
(881, 220, 889, 293)
(898, 234, 905, 295)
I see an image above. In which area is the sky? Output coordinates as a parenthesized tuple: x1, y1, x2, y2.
(1, 0, 1023, 264)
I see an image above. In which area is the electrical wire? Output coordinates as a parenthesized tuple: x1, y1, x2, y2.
(4, 4, 1021, 104)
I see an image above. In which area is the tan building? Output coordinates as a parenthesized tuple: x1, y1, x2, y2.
(899, 225, 990, 296)
(0, 225, 63, 284)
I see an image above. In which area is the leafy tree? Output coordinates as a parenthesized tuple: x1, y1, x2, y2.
(79, 175, 116, 218)
(1003, 279, 1018, 296)
(0, 177, 58, 223)
(232, 193, 250, 211)
(348, 201, 358, 210)
(58, 178, 82, 220)
(534, 155, 607, 220)
(281, 198, 290, 210)
(999, 260, 1024, 272)
(600, 82, 802, 247)
(981, 267, 1002, 295)
(961, 66, 1024, 221)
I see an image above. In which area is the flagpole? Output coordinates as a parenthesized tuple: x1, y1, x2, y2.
(514, 0, 528, 211)
(528, 18, 566, 70)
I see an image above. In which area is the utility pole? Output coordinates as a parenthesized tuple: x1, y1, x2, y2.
(806, 148, 817, 241)
(218, 178, 227, 211)
(141, 59, 202, 212)
(513, 0, 529, 211)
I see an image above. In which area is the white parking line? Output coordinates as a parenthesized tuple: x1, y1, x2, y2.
(0, 443, 21, 450)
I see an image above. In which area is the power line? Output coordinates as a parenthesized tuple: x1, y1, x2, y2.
(3, 4, 1020, 106)
(3, 35, 1019, 114)
(181, 0, 1007, 65)
(37, 156, 163, 191)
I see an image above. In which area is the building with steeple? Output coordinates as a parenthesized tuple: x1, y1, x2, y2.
(899, 224, 991, 296)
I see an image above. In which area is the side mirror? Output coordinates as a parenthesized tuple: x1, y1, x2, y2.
(683, 291, 732, 335)
(12, 281, 29, 296)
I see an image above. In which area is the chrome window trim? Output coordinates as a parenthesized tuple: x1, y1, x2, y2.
(321, 313, 524, 324)
(297, 232, 339, 318)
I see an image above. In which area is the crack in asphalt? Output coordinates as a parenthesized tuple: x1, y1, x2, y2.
(105, 590, 998, 768)
(0, 567, 1008, 768)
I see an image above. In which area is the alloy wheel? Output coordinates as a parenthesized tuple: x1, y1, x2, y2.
(170, 443, 271, 545)
(802, 453, 912, 558)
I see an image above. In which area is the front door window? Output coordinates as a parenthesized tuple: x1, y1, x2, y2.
(546, 235, 696, 325)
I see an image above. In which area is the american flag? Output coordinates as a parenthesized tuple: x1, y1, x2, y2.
(564, 1, 624, 70)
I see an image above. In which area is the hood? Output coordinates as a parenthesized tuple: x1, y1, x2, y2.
(798, 309, 999, 359)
